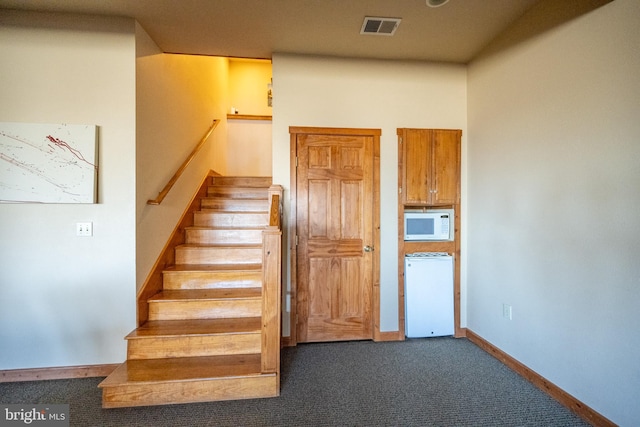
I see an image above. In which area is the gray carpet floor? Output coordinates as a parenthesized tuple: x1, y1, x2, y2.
(0, 338, 589, 426)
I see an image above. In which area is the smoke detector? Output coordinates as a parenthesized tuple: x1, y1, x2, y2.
(360, 17, 401, 36)
(427, 0, 449, 7)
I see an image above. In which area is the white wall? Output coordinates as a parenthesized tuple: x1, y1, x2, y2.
(272, 54, 467, 335)
(467, 1, 640, 425)
(0, 11, 136, 369)
(136, 25, 230, 288)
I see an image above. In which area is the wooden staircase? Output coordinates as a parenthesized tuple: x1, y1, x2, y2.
(99, 176, 282, 408)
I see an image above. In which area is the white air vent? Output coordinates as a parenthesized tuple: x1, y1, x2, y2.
(360, 17, 401, 36)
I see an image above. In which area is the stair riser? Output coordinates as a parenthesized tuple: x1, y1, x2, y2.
(175, 247, 262, 265)
(101, 375, 278, 408)
(194, 212, 268, 228)
(148, 300, 261, 321)
(127, 334, 260, 359)
(185, 229, 263, 245)
(207, 187, 268, 199)
(210, 177, 272, 188)
(200, 198, 269, 212)
(163, 271, 262, 290)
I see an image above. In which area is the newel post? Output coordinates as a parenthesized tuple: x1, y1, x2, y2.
(261, 185, 283, 375)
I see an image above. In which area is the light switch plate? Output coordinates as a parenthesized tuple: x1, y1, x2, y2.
(76, 222, 93, 237)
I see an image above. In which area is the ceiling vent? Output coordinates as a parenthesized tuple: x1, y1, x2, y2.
(360, 17, 401, 36)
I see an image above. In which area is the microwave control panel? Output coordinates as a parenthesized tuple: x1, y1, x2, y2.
(441, 215, 450, 236)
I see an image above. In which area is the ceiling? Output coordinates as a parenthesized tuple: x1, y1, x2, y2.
(0, 0, 546, 63)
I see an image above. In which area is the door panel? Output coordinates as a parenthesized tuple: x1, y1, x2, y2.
(341, 181, 362, 239)
(432, 129, 461, 205)
(296, 133, 373, 343)
(403, 129, 431, 204)
(308, 180, 329, 238)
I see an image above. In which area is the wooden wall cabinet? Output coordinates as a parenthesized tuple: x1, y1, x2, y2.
(399, 128, 461, 206)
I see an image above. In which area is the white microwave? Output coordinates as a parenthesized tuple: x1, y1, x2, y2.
(404, 209, 454, 241)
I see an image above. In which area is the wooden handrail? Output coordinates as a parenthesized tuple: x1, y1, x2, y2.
(147, 119, 220, 205)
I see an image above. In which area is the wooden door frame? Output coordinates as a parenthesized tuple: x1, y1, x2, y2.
(288, 126, 381, 346)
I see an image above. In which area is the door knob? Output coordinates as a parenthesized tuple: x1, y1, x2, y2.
(364, 245, 374, 252)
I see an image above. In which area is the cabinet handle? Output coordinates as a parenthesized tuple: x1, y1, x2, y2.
(364, 245, 374, 252)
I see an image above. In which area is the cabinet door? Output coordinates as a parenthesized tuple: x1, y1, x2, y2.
(402, 129, 432, 205)
(431, 129, 461, 205)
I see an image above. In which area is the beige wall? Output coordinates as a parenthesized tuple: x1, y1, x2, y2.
(0, 11, 136, 369)
(228, 59, 273, 116)
(467, 1, 640, 424)
(226, 59, 273, 176)
(226, 119, 272, 176)
(272, 54, 467, 336)
(136, 24, 230, 288)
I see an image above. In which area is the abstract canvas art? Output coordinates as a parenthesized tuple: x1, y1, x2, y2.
(0, 122, 98, 203)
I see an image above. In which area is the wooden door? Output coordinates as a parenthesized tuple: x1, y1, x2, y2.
(295, 130, 375, 343)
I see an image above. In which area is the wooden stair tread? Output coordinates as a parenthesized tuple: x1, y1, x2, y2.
(99, 354, 266, 386)
(185, 225, 265, 230)
(210, 176, 272, 187)
(193, 211, 269, 228)
(203, 202, 269, 207)
(177, 243, 262, 248)
(165, 263, 262, 272)
(209, 187, 271, 192)
(149, 288, 261, 301)
(207, 190, 269, 200)
(205, 194, 268, 199)
(202, 196, 269, 203)
(209, 185, 269, 190)
(126, 318, 261, 338)
(202, 197, 268, 201)
(197, 209, 268, 213)
(184, 227, 264, 245)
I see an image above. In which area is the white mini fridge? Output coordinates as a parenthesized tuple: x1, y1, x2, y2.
(404, 252, 454, 338)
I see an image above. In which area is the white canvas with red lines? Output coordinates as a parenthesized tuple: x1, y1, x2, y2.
(0, 122, 97, 203)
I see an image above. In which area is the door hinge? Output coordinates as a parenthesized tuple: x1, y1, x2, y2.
(399, 187, 402, 194)
(295, 235, 298, 246)
(295, 156, 298, 167)
(399, 137, 402, 144)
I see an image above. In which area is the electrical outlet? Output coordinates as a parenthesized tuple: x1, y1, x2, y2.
(76, 222, 93, 237)
(502, 303, 512, 320)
